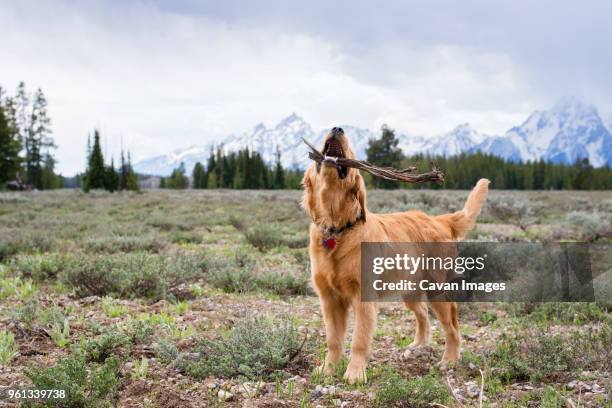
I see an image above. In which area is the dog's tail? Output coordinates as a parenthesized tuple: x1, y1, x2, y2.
(437, 178, 490, 240)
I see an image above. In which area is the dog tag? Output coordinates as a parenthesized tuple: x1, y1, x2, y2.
(322, 238, 336, 250)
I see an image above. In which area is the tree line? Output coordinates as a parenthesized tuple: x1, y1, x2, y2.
(160, 147, 303, 189)
(399, 152, 612, 190)
(0, 82, 61, 189)
(369, 126, 612, 190)
(162, 125, 611, 190)
(81, 129, 139, 192)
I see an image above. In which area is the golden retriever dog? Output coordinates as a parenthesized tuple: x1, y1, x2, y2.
(302, 127, 489, 384)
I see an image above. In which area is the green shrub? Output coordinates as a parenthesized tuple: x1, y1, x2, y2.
(374, 369, 450, 407)
(245, 224, 284, 251)
(14, 253, 69, 280)
(0, 232, 54, 260)
(13, 298, 38, 332)
(86, 330, 131, 363)
(255, 270, 311, 296)
(229, 215, 248, 232)
(186, 316, 304, 380)
(131, 357, 149, 380)
(153, 338, 180, 364)
(50, 319, 70, 348)
(60, 252, 207, 299)
(208, 265, 257, 293)
(565, 211, 611, 240)
(0, 330, 19, 364)
(206, 251, 310, 296)
(491, 323, 611, 382)
(147, 217, 193, 231)
(168, 231, 203, 244)
(40, 305, 67, 328)
(0, 276, 37, 300)
(539, 386, 568, 407)
(507, 302, 607, 324)
(24, 351, 122, 408)
(127, 319, 156, 344)
(84, 235, 166, 253)
(101, 297, 128, 318)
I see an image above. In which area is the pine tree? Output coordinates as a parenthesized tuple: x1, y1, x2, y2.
(119, 150, 128, 190)
(15, 82, 29, 148)
(214, 148, 224, 188)
(167, 162, 188, 189)
(105, 157, 119, 192)
(40, 153, 61, 189)
(26, 89, 55, 188)
(192, 162, 206, 189)
(274, 146, 285, 189)
(83, 129, 106, 191)
(0, 101, 22, 183)
(366, 125, 403, 189)
(125, 151, 139, 191)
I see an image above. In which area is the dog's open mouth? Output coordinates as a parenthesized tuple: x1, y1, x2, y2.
(322, 137, 348, 179)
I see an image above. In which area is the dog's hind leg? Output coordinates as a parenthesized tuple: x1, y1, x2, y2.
(319, 294, 349, 376)
(404, 301, 430, 347)
(344, 301, 377, 384)
(430, 301, 461, 363)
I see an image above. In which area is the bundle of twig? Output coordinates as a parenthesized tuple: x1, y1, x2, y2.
(303, 138, 444, 184)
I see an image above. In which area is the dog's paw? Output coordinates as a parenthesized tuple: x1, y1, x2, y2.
(343, 360, 367, 384)
(408, 338, 430, 348)
(313, 363, 335, 377)
(437, 352, 460, 371)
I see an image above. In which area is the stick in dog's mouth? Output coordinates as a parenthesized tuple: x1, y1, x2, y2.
(303, 137, 445, 184)
(322, 137, 349, 178)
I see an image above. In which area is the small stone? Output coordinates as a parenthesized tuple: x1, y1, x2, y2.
(468, 363, 477, 370)
(341, 402, 350, 408)
(311, 385, 323, 398)
(567, 380, 577, 390)
(321, 387, 329, 395)
(580, 383, 592, 392)
(328, 385, 336, 395)
(466, 381, 480, 398)
(217, 390, 233, 401)
(206, 382, 219, 390)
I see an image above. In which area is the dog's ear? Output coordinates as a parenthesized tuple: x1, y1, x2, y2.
(354, 173, 367, 222)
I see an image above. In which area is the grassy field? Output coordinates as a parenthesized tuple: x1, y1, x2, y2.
(0, 189, 610, 407)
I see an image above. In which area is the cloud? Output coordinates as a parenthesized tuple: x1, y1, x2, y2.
(1, 0, 610, 174)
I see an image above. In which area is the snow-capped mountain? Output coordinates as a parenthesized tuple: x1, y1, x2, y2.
(134, 113, 376, 176)
(134, 98, 612, 176)
(423, 123, 488, 157)
(479, 97, 612, 167)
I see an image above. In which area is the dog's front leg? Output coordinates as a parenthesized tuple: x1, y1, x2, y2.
(319, 294, 348, 376)
(344, 301, 377, 384)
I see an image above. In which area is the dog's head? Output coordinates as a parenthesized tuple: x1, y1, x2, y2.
(302, 127, 367, 227)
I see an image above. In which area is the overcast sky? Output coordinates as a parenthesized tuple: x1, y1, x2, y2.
(1, 0, 611, 174)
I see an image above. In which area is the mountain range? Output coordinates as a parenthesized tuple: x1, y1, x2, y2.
(134, 98, 612, 176)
